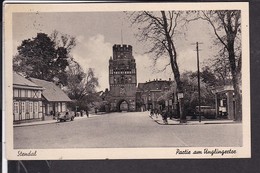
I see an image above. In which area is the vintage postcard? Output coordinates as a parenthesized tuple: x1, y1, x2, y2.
(4, 2, 250, 160)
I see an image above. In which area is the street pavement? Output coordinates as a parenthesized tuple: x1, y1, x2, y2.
(14, 111, 242, 149)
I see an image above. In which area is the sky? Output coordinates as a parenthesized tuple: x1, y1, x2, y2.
(13, 11, 217, 91)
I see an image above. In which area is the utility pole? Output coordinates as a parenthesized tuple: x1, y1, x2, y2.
(192, 42, 203, 122)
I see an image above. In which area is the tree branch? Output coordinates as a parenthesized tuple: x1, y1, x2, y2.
(202, 11, 229, 49)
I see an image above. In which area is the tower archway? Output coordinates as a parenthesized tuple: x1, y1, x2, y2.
(117, 99, 129, 112)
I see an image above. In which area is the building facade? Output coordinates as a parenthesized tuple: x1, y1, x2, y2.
(108, 44, 137, 112)
(136, 79, 176, 112)
(13, 73, 44, 123)
(30, 78, 72, 117)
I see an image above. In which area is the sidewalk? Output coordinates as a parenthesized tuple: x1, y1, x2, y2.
(13, 114, 101, 127)
(148, 114, 237, 125)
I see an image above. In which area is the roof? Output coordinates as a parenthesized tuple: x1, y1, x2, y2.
(214, 85, 234, 93)
(137, 80, 174, 92)
(13, 73, 43, 90)
(30, 78, 71, 102)
(136, 83, 145, 92)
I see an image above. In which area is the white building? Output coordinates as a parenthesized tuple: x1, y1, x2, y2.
(13, 73, 44, 123)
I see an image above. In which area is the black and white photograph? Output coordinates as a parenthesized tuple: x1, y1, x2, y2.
(4, 2, 250, 160)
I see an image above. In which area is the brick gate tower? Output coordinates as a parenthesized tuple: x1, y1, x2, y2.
(108, 44, 137, 112)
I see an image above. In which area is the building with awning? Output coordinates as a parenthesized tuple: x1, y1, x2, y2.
(13, 73, 44, 123)
(30, 78, 72, 117)
(213, 85, 235, 120)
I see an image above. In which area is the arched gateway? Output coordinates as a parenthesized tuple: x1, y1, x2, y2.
(117, 99, 129, 112)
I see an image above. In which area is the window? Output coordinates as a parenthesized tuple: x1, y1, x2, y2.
(34, 102, 38, 113)
(21, 102, 25, 113)
(29, 102, 33, 113)
(21, 90, 25, 97)
(25, 101, 29, 112)
(14, 89, 19, 97)
(37, 91, 41, 98)
(28, 90, 31, 98)
(13, 102, 19, 114)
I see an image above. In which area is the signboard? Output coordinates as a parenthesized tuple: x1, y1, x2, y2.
(165, 100, 168, 106)
(169, 100, 172, 106)
(178, 93, 184, 99)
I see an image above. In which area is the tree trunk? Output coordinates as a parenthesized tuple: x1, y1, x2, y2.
(232, 71, 242, 121)
(161, 11, 185, 122)
(228, 46, 242, 121)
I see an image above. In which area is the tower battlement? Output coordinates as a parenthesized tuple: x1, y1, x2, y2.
(112, 44, 133, 60)
(113, 44, 132, 51)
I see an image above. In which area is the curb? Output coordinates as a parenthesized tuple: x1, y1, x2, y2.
(14, 114, 100, 127)
(149, 115, 237, 125)
(14, 120, 61, 127)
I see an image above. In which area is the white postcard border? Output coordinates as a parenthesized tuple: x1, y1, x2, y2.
(4, 2, 250, 160)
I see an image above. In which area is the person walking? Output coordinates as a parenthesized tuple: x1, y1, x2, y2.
(80, 110, 83, 117)
(162, 109, 168, 124)
(86, 109, 89, 118)
(155, 108, 158, 118)
(150, 108, 154, 117)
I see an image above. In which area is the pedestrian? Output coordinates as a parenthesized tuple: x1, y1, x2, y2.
(80, 110, 83, 117)
(50, 110, 55, 119)
(86, 109, 89, 118)
(169, 110, 173, 120)
(155, 108, 158, 118)
(57, 112, 61, 121)
(162, 109, 168, 124)
(150, 108, 154, 117)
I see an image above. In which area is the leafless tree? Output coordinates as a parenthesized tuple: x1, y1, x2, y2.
(127, 11, 186, 122)
(199, 10, 242, 121)
(203, 50, 232, 86)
